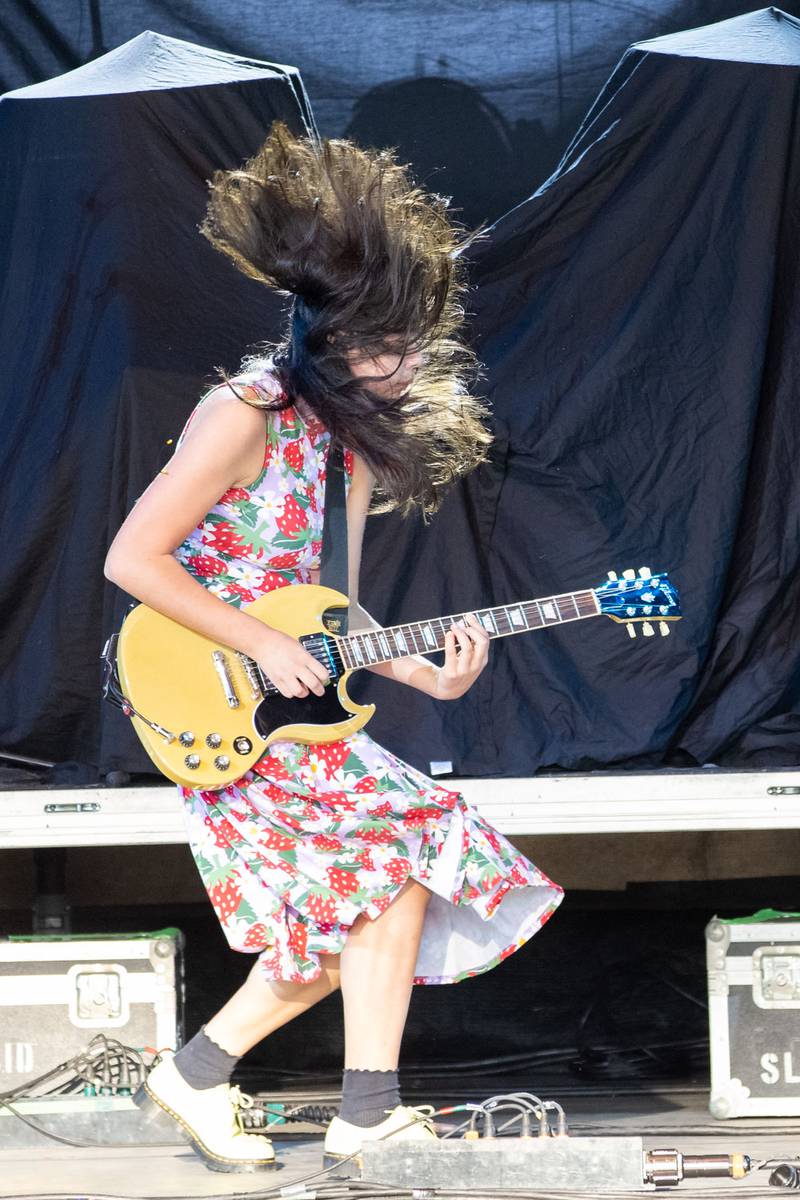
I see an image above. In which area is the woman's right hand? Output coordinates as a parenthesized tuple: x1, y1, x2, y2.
(249, 626, 330, 699)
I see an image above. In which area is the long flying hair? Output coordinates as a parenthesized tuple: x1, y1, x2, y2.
(199, 119, 492, 516)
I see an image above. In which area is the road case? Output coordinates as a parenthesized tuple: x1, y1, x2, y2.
(707, 909, 800, 1118)
(0, 929, 184, 1091)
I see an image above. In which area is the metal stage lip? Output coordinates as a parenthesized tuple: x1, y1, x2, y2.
(2, 767, 800, 848)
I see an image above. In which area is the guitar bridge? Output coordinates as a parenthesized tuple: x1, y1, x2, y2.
(212, 650, 240, 708)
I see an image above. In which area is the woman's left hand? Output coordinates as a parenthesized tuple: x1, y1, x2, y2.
(432, 613, 491, 700)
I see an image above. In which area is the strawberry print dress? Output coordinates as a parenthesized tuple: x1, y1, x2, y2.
(172, 361, 563, 985)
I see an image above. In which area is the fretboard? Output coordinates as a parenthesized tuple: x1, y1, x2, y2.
(337, 589, 600, 671)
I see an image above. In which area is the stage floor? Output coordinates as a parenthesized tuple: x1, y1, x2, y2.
(2, 1087, 798, 1197)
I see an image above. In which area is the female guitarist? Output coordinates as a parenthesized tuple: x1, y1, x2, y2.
(104, 120, 563, 1174)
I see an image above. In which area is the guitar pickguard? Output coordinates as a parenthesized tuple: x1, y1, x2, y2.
(253, 681, 353, 741)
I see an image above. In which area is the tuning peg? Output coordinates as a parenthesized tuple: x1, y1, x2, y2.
(608, 570, 618, 581)
(642, 621, 654, 637)
(622, 569, 636, 580)
(638, 566, 652, 578)
(626, 623, 637, 639)
(659, 621, 670, 637)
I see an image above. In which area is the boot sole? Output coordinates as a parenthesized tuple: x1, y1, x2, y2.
(322, 1150, 363, 1176)
(133, 1082, 278, 1173)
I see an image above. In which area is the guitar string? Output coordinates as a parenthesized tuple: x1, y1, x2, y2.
(341, 584, 672, 663)
(246, 599, 591, 695)
(250, 597, 595, 693)
(246, 636, 346, 698)
(245, 584, 669, 695)
(342, 592, 600, 666)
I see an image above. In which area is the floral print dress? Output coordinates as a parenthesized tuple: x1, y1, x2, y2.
(172, 361, 563, 985)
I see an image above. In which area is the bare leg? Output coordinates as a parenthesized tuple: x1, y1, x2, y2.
(340, 877, 432, 1070)
(204, 951, 341, 1057)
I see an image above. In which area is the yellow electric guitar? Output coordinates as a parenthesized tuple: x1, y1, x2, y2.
(102, 567, 681, 789)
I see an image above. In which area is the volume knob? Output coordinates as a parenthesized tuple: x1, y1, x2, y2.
(184, 754, 201, 770)
(179, 732, 195, 747)
(214, 755, 231, 772)
(206, 733, 222, 749)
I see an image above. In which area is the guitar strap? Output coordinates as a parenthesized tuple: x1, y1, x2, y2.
(318, 443, 349, 634)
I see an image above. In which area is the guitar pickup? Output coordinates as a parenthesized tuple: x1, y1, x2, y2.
(236, 652, 263, 700)
(212, 650, 240, 708)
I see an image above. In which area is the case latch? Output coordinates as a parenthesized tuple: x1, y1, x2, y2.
(67, 963, 130, 1027)
(753, 946, 800, 1008)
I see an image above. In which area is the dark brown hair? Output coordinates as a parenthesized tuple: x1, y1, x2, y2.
(199, 119, 492, 516)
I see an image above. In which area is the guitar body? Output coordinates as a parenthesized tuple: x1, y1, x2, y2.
(116, 585, 374, 789)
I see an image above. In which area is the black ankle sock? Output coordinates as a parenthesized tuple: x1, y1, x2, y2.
(172, 1025, 241, 1090)
(339, 1068, 401, 1127)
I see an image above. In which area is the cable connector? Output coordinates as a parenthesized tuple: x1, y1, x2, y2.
(644, 1149, 752, 1186)
(546, 1100, 568, 1137)
(466, 1106, 497, 1139)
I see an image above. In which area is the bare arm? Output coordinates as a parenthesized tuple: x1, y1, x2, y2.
(106, 389, 271, 656)
(347, 464, 489, 699)
(354, 600, 489, 698)
(104, 388, 330, 700)
(355, 602, 439, 692)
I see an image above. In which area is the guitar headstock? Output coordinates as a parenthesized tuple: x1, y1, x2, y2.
(594, 567, 681, 638)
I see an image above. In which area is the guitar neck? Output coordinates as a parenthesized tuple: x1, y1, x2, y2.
(338, 589, 601, 670)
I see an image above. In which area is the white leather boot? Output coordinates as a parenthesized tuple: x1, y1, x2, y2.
(323, 1103, 438, 1169)
(134, 1053, 277, 1172)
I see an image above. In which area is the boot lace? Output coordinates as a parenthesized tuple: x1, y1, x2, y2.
(395, 1103, 438, 1134)
(229, 1085, 254, 1110)
(229, 1085, 266, 1136)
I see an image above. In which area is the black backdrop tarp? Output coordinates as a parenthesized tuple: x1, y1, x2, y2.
(2, 11, 800, 780)
(0, 32, 319, 776)
(359, 5, 800, 776)
(8, 2, 800, 238)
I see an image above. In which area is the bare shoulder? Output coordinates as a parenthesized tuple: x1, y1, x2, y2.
(349, 449, 376, 493)
(187, 381, 269, 437)
(178, 381, 270, 484)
